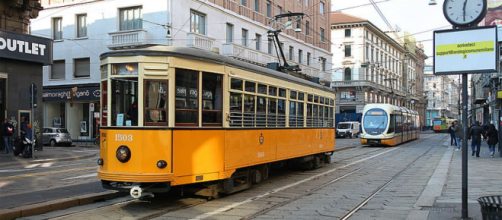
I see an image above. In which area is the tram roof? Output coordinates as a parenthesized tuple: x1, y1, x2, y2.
(363, 103, 418, 115)
(100, 46, 333, 92)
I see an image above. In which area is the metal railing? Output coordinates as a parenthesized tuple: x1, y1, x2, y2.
(108, 29, 147, 49)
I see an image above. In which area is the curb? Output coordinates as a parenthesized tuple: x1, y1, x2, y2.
(0, 191, 125, 220)
(0, 153, 98, 167)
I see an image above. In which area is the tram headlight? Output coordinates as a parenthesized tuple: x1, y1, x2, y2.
(116, 145, 131, 163)
(156, 160, 167, 169)
(97, 158, 104, 166)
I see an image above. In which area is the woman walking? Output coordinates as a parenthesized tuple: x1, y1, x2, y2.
(485, 124, 498, 157)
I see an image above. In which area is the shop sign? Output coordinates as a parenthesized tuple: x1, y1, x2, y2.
(42, 86, 100, 101)
(0, 30, 53, 65)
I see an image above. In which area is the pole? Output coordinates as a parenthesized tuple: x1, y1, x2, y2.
(461, 73, 468, 219)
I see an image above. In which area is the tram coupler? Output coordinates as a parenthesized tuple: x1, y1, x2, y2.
(130, 186, 154, 199)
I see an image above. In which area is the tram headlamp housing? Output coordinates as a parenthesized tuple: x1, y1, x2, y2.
(116, 145, 131, 163)
(97, 158, 104, 166)
(157, 160, 167, 169)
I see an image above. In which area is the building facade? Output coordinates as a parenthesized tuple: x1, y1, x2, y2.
(423, 65, 460, 128)
(330, 12, 425, 124)
(0, 0, 51, 144)
(33, 0, 332, 139)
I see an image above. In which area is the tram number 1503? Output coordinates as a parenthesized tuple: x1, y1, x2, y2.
(115, 134, 133, 142)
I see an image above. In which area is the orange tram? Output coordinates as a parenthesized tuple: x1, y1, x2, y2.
(360, 104, 420, 146)
(97, 47, 336, 198)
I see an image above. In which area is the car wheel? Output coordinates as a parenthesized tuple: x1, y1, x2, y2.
(50, 139, 56, 147)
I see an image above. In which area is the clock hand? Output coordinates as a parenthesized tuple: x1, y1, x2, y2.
(463, 0, 468, 21)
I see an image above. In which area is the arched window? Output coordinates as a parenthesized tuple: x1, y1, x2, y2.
(344, 68, 351, 81)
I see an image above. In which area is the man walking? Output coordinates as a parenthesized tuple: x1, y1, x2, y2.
(449, 121, 457, 147)
(468, 121, 484, 157)
(2, 118, 14, 154)
(454, 122, 463, 151)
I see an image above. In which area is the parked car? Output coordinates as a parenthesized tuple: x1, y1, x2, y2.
(336, 121, 360, 138)
(42, 127, 72, 146)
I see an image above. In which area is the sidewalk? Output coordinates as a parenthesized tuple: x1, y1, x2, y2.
(0, 144, 99, 166)
(425, 138, 502, 219)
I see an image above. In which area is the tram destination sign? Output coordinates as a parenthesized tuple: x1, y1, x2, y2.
(433, 26, 498, 75)
(0, 30, 53, 65)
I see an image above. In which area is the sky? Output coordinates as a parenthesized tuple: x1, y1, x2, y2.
(331, 0, 453, 65)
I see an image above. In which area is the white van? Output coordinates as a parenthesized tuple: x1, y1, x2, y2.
(336, 121, 360, 138)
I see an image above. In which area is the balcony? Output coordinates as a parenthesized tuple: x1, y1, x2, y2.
(108, 29, 149, 49)
(222, 42, 278, 65)
(186, 33, 215, 51)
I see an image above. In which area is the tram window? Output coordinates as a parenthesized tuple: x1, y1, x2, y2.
(320, 97, 325, 104)
(277, 99, 286, 126)
(395, 115, 402, 133)
(267, 98, 277, 127)
(256, 96, 266, 127)
(245, 81, 256, 92)
(387, 115, 395, 133)
(279, 88, 286, 97)
(290, 91, 297, 100)
(323, 106, 329, 127)
(297, 102, 304, 127)
(144, 80, 168, 126)
(314, 95, 319, 103)
(202, 72, 223, 126)
(308, 94, 313, 102)
(330, 99, 334, 106)
(269, 86, 277, 96)
(289, 101, 297, 127)
(230, 93, 243, 127)
(307, 104, 313, 127)
(298, 92, 304, 101)
(101, 81, 108, 126)
(111, 77, 138, 126)
(258, 84, 267, 94)
(175, 69, 198, 126)
(111, 63, 138, 75)
(329, 107, 334, 127)
(243, 94, 255, 127)
(231, 78, 243, 90)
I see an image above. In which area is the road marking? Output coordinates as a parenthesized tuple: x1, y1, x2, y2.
(192, 147, 399, 220)
(25, 164, 40, 168)
(41, 162, 54, 168)
(2, 167, 97, 180)
(62, 173, 97, 180)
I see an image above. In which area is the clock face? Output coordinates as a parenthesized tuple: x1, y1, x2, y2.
(443, 0, 486, 26)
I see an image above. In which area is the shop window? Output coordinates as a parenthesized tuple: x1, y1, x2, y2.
(175, 69, 198, 126)
(74, 58, 90, 78)
(51, 60, 65, 80)
(144, 80, 168, 126)
(202, 72, 223, 126)
(111, 77, 138, 126)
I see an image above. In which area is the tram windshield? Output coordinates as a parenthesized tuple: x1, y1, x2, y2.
(363, 108, 388, 135)
(433, 119, 443, 126)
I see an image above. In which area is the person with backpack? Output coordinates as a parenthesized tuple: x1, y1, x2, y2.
(2, 118, 14, 154)
(485, 124, 499, 157)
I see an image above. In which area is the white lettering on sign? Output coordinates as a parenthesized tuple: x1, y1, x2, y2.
(0, 37, 47, 56)
(115, 134, 133, 142)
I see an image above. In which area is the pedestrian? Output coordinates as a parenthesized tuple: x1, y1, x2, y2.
(2, 118, 15, 154)
(454, 122, 463, 151)
(485, 124, 498, 157)
(448, 121, 457, 147)
(468, 121, 484, 157)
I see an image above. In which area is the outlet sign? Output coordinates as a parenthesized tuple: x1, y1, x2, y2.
(0, 30, 53, 65)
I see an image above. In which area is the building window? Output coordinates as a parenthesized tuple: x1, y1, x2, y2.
(305, 0, 309, 6)
(267, 39, 273, 54)
(345, 28, 351, 37)
(345, 45, 351, 57)
(226, 23, 233, 43)
(241, 0, 247, 6)
(289, 46, 294, 60)
(307, 52, 311, 65)
(119, 6, 142, 31)
(320, 27, 325, 42)
(320, 57, 326, 71)
(277, 6, 283, 16)
(76, 14, 87, 38)
(266, 0, 272, 17)
(190, 10, 206, 35)
(51, 60, 65, 80)
(298, 49, 303, 64)
(52, 17, 62, 40)
(255, 34, 261, 51)
(344, 68, 351, 81)
(305, 21, 310, 35)
(74, 58, 90, 78)
(320, 1, 325, 15)
(242, 28, 248, 46)
(254, 0, 260, 12)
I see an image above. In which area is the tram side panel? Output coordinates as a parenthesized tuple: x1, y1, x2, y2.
(224, 129, 278, 170)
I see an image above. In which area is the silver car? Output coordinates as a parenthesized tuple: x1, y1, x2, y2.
(42, 127, 72, 146)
